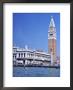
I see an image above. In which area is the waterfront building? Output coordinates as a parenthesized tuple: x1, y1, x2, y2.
(48, 16, 57, 65)
(13, 45, 51, 66)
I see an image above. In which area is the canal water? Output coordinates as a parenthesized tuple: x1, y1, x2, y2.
(13, 67, 60, 77)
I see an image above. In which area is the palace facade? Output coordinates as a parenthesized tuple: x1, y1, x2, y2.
(13, 45, 51, 66)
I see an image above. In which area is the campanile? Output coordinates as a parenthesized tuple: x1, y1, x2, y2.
(48, 16, 56, 65)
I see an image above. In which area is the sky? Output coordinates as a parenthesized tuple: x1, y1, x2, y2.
(13, 13, 60, 57)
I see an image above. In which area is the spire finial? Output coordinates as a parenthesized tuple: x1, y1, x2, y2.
(49, 16, 55, 27)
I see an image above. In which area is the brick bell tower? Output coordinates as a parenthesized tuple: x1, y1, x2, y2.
(48, 16, 57, 65)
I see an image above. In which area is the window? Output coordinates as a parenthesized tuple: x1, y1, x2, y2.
(21, 53, 23, 57)
(24, 53, 25, 57)
(19, 53, 20, 57)
(50, 33, 53, 35)
(13, 53, 16, 59)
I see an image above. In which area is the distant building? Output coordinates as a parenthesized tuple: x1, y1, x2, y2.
(56, 56, 60, 66)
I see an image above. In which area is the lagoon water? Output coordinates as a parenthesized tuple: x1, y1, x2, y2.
(13, 67, 60, 77)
